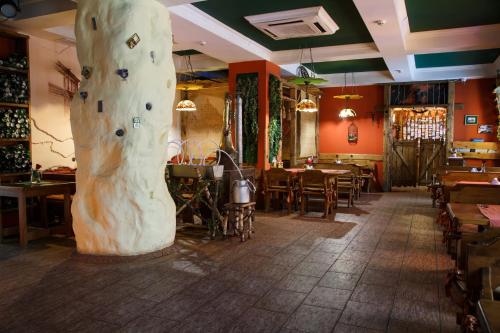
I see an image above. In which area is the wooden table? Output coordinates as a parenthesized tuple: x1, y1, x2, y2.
(446, 203, 490, 227)
(477, 300, 500, 333)
(285, 168, 351, 176)
(0, 181, 75, 246)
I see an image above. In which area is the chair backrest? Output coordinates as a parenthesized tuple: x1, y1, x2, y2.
(265, 168, 292, 189)
(299, 170, 327, 190)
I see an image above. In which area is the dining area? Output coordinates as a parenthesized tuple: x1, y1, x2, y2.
(263, 162, 373, 218)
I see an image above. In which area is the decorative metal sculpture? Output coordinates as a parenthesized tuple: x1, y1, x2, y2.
(220, 93, 236, 158)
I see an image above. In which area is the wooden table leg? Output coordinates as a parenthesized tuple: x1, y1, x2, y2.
(40, 196, 48, 228)
(64, 191, 72, 237)
(18, 195, 27, 247)
(0, 198, 3, 243)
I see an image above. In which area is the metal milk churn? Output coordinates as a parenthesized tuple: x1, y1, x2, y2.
(232, 179, 254, 204)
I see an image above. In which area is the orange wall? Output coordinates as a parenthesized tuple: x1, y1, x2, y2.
(454, 78, 498, 142)
(319, 85, 385, 187)
(228, 60, 281, 170)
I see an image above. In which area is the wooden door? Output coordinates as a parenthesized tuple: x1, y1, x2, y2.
(391, 139, 445, 187)
(418, 140, 446, 185)
(391, 141, 417, 187)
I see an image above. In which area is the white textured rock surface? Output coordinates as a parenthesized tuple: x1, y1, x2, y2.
(70, 0, 176, 255)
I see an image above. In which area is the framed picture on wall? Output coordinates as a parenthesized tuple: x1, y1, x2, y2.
(464, 115, 478, 125)
(478, 124, 494, 134)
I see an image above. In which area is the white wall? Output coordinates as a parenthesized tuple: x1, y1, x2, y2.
(28, 36, 182, 169)
(29, 36, 79, 169)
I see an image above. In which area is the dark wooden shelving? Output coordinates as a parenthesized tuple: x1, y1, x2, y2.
(0, 102, 29, 109)
(0, 138, 30, 144)
(0, 65, 28, 75)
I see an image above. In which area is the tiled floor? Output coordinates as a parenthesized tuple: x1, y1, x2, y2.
(0, 191, 460, 332)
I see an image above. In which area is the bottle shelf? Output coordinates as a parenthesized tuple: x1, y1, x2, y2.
(0, 102, 30, 109)
(0, 138, 30, 144)
(0, 65, 29, 75)
(0, 172, 30, 177)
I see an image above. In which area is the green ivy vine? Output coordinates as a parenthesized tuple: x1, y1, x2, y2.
(268, 74, 282, 163)
(236, 73, 259, 164)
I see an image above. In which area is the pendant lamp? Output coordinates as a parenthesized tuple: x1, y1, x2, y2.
(335, 73, 363, 119)
(176, 55, 203, 112)
(289, 48, 327, 112)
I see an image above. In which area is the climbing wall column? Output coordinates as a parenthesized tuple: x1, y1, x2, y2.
(70, 0, 176, 255)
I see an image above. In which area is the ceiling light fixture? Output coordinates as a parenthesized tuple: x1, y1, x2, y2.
(0, 0, 20, 19)
(289, 48, 327, 112)
(176, 55, 203, 112)
(374, 19, 386, 26)
(335, 73, 363, 119)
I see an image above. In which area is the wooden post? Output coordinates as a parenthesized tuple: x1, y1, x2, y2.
(446, 81, 455, 158)
(383, 85, 392, 192)
(290, 87, 298, 167)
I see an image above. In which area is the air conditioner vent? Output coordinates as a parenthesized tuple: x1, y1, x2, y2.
(245, 6, 339, 40)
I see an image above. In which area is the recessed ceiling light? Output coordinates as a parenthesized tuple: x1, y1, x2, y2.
(395, 69, 402, 73)
(374, 19, 386, 26)
(199, 41, 207, 46)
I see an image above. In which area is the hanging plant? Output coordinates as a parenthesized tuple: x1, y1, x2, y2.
(236, 73, 259, 164)
(268, 74, 282, 163)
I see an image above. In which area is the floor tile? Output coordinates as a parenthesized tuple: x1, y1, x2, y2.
(292, 261, 332, 277)
(330, 259, 367, 275)
(284, 304, 340, 333)
(304, 286, 351, 309)
(339, 301, 391, 331)
(350, 283, 396, 306)
(276, 274, 320, 293)
(319, 271, 360, 290)
(256, 289, 307, 314)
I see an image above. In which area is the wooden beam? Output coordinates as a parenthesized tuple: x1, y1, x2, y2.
(383, 84, 392, 192)
(446, 82, 455, 158)
(319, 153, 383, 161)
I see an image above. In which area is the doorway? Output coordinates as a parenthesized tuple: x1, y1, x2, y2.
(390, 107, 447, 187)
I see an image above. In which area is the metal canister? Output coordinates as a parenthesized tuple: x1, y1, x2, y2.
(232, 179, 253, 203)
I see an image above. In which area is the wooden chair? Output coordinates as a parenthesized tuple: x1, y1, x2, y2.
(264, 168, 295, 214)
(299, 170, 335, 218)
(336, 173, 355, 208)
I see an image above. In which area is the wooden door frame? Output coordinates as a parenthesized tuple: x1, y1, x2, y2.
(383, 81, 455, 191)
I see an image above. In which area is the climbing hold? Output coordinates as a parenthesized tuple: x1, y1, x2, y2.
(80, 91, 88, 103)
(126, 33, 141, 49)
(81, 66, 92, 79)
(91, 17, 97, 30)
(133, 117, 141, 129)
(116, 68, 129, 80)
(115, 129, 125, 137)
(150, 51, 156, 63)
(98, 100, 103, 113)
(146, 103, 152, 111)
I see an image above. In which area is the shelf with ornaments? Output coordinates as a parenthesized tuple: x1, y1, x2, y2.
(0, 30, 31, 180)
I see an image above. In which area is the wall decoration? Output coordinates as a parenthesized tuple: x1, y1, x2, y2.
(348, 122, 358, 143)
(268, 74, 282, 163)
(478, 124, 494, 134)
(464, 115, 478, 125)
(126, 33, 140, 49)
(236, 73, 259, 164)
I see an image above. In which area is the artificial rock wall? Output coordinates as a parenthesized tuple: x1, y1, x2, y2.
(70, 0, 176, 255)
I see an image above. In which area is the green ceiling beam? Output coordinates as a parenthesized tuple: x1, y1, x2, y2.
(415, 49, 500, 68)
(405, 0, 500, 32)
(304, 58, 388, 74)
